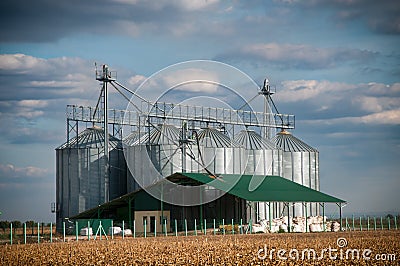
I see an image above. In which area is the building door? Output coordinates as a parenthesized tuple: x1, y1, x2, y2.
(150, 216, 156, 233)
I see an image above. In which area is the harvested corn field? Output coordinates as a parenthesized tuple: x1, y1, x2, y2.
(1, 231, 398, 265)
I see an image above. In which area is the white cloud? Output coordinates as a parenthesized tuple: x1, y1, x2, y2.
(17, 100, 48, 108)
(161, 68, 220, 93)
(276, 80, 357, 102)
(0, 163, 49, 179)
(221, 43, 376, 69)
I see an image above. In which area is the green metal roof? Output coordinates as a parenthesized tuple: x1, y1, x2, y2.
(173, 173, 345, 203)
(71, 172, 345, 219)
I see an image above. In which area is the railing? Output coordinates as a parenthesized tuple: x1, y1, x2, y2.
(66, 101, 295, 129)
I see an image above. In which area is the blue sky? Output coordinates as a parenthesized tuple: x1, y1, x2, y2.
(0, 0, 399, 222)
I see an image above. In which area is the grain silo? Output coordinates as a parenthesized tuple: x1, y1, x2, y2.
(125, 124, 183, 189)
(235, 129, 283, 221)
(196, 127, 243, 175)
(123, 131, 142, 192)
(273, 129, 320, 217)
(55, 126, 126, 231)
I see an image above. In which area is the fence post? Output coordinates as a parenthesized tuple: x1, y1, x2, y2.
(88, 221, 91, 241)
(75, 221, 78, 242)
(360, 217, 362, 231)
(194, 219, 197, 236)
(164, 219, 167, 237)
(213, 219, 216, 235)
(204, 219, 207, 235)
(122, 220, 125, 239)
(388, 217, 391, 230)
(111, 220, 114, 240)
(144, 219, 147, 238)
(38, 222, 40, 244)
(374, 217, 376, 231)
(250, 219, 253, 234)
(222, 219, 225, 235)
(380, 217, 383, 230)
(184, 219, 187, 237)
(10, 223, 13, 245)
(154, 218, 157, 238)
(24, 223, 26, 244)
(395, 216, 398, 230)
(63, 222, 66, 242)
(367, 217, 370, 231)
(240, 218, 243, 234)
(50, 222, 53, 243)
(175, 219, 177, 237)
(232, 219, 234, 235)
(352, 215, 355, 231)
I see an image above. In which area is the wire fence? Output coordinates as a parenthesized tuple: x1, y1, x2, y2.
(0, 215, 398, 245)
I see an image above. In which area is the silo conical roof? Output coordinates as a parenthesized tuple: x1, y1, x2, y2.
(274, 129, 318, 152)
(235, 129, 276, 150)
(136, 124, 180, 145)
(197, 127, 239, 148)
(123, 131, 141, 146)
(56, 126, 122, 149)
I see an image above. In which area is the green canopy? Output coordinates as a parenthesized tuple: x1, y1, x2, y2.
(172, 173, 345, 203)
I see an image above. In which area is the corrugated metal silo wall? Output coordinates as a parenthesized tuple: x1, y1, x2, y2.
(281, 150, 320, 217)
(56, 146, 127, 232)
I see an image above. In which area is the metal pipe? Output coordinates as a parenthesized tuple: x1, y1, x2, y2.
(232, 219, 234, 234)
(154, 218, 157, 237)
(388, 217, 391, 230)
(360, 217, 362, 231)
(50, 222, 53, 243)
(10, 223, 12, 245)
(204, 219, 206, 235)
(222, 219, 225, 235)
(88, 221, 91, 241)
(38, 222, 40, 243)
(194, 219, 197, 236)
(63, 222, 65, 242)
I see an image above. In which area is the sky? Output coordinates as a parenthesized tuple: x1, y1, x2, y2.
(0, 0, 399, 223)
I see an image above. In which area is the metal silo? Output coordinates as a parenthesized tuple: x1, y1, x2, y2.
(235, 129, 283, 221)
(123, 131, 142, 192)
(274, 129, 319, 217)
(196, 127, 243, 175)
(56, 127, 126, 231)
(126, 124, 182, 189)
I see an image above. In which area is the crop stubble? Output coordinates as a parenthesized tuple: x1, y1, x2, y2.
(0, 231, 398, 265)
